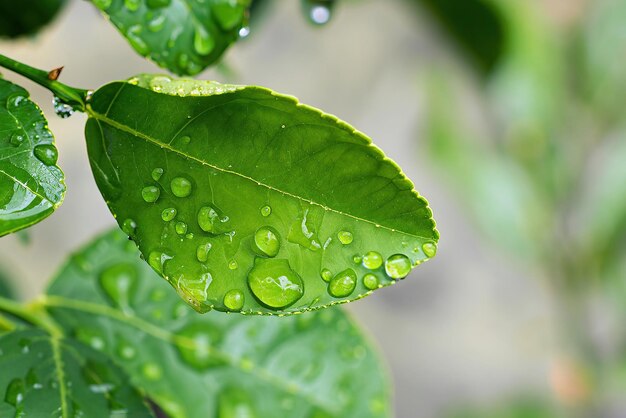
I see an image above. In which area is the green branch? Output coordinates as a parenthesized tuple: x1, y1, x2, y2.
(0, 295, 63, 337)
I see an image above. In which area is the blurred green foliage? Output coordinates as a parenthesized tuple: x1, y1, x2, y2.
(0, 0, 66, 38)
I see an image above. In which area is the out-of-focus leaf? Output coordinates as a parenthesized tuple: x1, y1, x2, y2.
(409, 0, 505, 74)
(45, 228, 391, 418)
(0, 0, 66, 39)
(90, 0, 250, 75)
(0, 264, 15, 300)
(446, 397, 559, 418)
(85, 75, 438, 315)
(0, 77, 65, 237)
(0, 329, 153, 417)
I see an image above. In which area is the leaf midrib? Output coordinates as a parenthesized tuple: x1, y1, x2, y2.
(87, 107, 432, 241)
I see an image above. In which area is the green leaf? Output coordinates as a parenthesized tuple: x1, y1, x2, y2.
(45, 228, 392, 418)
(85, 75, 438, 314)
(90, 0, 250, 75)
(0, 329, 153, 417)
(0, 0, 66, 39)
(0, 77, 65, 237)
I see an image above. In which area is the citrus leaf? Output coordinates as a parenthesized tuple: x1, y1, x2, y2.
(45, 228, 392, 418)
(0, 0, 66, 39)
(85, 75, 438, 314)
(0, 77, 65, 237)
(0, 329, 153, 417)
(90, 0, 250, 75)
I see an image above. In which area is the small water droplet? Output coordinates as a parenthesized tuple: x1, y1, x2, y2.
(142, 363, 163, 380)
(247, 259, 304, 309)
(193, 25, 215, 55)
(223, 289, 244, 311)
(52, 96, 74, 118)
(151, 167, 164, 181)
(124, 0, 140, 11)
(239, 26, 250, 38)
(178, 135, 191, 145)
(175, 323, 223, 370)
(148, 14, 166, 32)
(116, 341, 136, 360)
(175, 221, 188, 235)
(196, 242, 212, 262)
(260, 205, 272, 217)
(126, 25, 149, 55)
(362, 251, 383, 270)
(384, 254, 412, 279)
(337, 230, 353, 245)
(253, 226, 280, 257)
(228, 260, 238, 270)
(161, 207, 177, 221)
(4, 378, 25, 408)
(352, 255, 362, 264)
(141, 185, 160, 203)
(170, 176, 192, 197)
(320, 268, 332, 282)
(363, 273, 379, 290)
(306, 1, 333, 25)
(422, 242, 437, 258)
(25, 368, 42, 390)
(121, 218, 137, 236)
(9, 132, 24, 146)
(328, 268, 357, 298)
(33, 144, 58, 166)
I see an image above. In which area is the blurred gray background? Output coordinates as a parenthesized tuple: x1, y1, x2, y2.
(0, 1, 557, 416)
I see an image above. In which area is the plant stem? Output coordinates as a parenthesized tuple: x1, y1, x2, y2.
(0, 295, 63, 338)
(0, 53, 90, 111)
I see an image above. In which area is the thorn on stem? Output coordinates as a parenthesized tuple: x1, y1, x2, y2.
(47, 66, 64, 81)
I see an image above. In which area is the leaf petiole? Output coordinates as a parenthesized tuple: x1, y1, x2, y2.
(0, 295, 63, 337)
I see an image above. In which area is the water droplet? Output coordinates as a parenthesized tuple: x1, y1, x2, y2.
(75, 328, 105, 351)
(99, 263, 137, 313)
(175, 221, 188, 235)
(223, 289, 244, 311)
(197, 205, 221, 233)
(116, 341, 136, 360)
(306, 1, 332, 25)
(362, 251, 383, 270)
(121, 218, 137, 236)
(196, 242, 212, 262)
(337, 230, 353, 245)
(52, 96, 74, 118)
(142, 363, 163, 380)
(218, 387, 256, 418)
(33, 144, 58, 166)
(320, 268, 332, 282)
(176, 323, 223, 370)
(328, 268, 357, 298)
(422, 242, 437, 258)
(239, 26, 250, 38)
(178, 135, 191, 145)
(148, 14, 166, 32)
(211, 2, 245, 30)
(363, 273, 379, 290)
(288, 209, 321, 251)
(4, 378, 24, 408)
(148, 251, 172, 274)
(170, 176, 192, 197)
(25, 368, 42, 390)
(385, 254, 412, 279)
(161, 207, 177, 221)
(10, 132, 24, 146)
(228, 260, 238, 270)
(126, 25, 149, 55)
(151, 167, 164, 181)
(142, 185, 160, 203)
(247, 259, 304, 309)
(124, 0, 140, 11)
(352, 255, 362, 264)
(147, 0, 171, 8)
(253, 226, 280, 257)
(260, 205, 272, 217)
(193, 25, 215, 55)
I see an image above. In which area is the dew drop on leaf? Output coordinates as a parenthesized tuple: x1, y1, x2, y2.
(170, 176, 192, 197)
(126, 25, 149, 55)
(33, 144, 58, 166)
(148, 251, 172, 274)
(260, 205, 271, 217)
(9, 132, 24, 146)
(362, 251, 383, 270)
(141, 363, 163, 380)
(320, 268, 332, 282)
(175, 221, 188, 235)
(247, 259, 304, 309)
(223, 289, 244, 311)
(193, 25, 215, 55)
(52, 96, 74, 118)
(363, 273, 379, 290)
(384, 254, 412, 279)
(151, 167, 164, 181)
(121, 218, 137, 236)
(161, 207, 177, 222)
(253, 226, 280, 257)
(196, 242, 212, 262)
(4, 378, 25, 408)
(422, 242, 437, 258)
(337, 230, 353, 245)
(141, 185, 160, 203)
(116, 341, 136, 360)
(228, 260, 238, 270)
(328, 268, 357, 298)
(175, 324, 222, 370)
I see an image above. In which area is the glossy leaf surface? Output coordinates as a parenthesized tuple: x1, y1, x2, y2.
(0, 0, 66, 38)
(0, 329, 153, 417)
(0, 77, 65, 237)
(85, 75, 438, 314)
(45, 228, 391, 418)
(90, 0, 250, 75)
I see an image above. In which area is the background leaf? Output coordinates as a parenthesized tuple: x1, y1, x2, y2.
(45, 228, 391, 418)
(0, 0, 66, 39)
(90, 0, 250, 75)
(0, 329, 153, 417)
(0, 77, 65, 237)
(85, 75, 438, 314)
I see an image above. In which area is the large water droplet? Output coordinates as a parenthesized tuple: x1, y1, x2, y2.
(142, 185, 160, 203)
(52, 96, 74, 118)
(247, 259, 304, 309)
(260, 205, 272, 217)
(223, 289, 244, 311)
(193, 25, 215, 55)
(151, 167, 164, 181)
(148, 14, 166, 32)
(422, 242, 437, 258)
(253, 226, 280, 257)
(337, 230, 353, 245)
(176, 323, 223, 370)
(161, 207, 177, 222)
(196, 242, 212, 262)
(99, 263, 137, 313)
(170, 176, 192, 197)
(288, 209, 321, 251)
(148, 251, 172, 274)
(33, 144, 58, 166)
(328, 268, 357, 298)
(384, 254, 411, 279)
(363, 273, 379, 290)
(362, 251, 383, 270)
